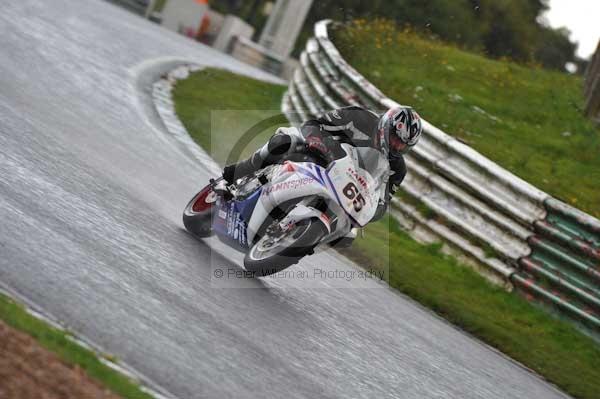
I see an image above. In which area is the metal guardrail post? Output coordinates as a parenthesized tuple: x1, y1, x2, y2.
(584, 41, 600, 120)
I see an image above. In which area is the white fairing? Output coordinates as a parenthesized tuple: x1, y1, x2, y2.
(327, 145, 387, 226)
(245, 144, 389, 244)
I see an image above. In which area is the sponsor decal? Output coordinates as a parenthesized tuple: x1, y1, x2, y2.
(226, 204, 235, 236)
(331, 109, 342, 119)
(346, 167, 368, 190)
(283, 161, 296, 172)
(263, 177, 315, 196)
(225, 203, 247, 246)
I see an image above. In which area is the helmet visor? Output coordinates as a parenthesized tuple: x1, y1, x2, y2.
(389, 134, 410, 156)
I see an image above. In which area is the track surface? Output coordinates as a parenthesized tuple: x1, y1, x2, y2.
(0, 1, 570, 398)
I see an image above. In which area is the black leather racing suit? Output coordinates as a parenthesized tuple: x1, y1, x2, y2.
(223, 106, 407, 221)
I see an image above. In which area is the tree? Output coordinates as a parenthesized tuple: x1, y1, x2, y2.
(476, 0, 538, 61)
(219, 0, 579, 71)
(535, 26, 577, 71)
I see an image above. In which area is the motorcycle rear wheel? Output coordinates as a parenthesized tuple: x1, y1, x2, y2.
(182, 185, 218, 238)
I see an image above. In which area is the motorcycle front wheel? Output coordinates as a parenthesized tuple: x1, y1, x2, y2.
(244, 218, 327, 277)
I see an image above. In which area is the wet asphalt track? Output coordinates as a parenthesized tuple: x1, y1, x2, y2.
(0, 1, 571, 398)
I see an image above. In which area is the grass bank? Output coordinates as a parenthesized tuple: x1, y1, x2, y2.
(173, 67, 287, 165)
(0, 293, 153, 399)
(333, 19, 600, 217)
(173, 68, 600, 399)
(346, 216, 600, 399)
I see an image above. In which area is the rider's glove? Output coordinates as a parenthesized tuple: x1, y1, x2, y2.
(306, 135, 334, 163)
(389, 183, 400, 196)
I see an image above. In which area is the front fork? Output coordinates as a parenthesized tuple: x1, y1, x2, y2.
(278, 203, 332, 235)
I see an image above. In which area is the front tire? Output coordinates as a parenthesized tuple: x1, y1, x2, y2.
(244, 218, 327, 276)
(183, 185, 218, 237)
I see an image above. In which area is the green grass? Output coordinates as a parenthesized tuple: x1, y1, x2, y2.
(172, 68, 287, 165)
(173, 68, 600, 399)
(152, 0, 167, 13)
(345, 217, 600, 399)
(333, 19, 600, 218)
(0, 293, 153, 399)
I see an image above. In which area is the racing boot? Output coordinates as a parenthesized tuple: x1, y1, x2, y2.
(222, 132, 294, 184)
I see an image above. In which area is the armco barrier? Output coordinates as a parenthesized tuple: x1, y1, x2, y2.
(282, 19, 600, 336)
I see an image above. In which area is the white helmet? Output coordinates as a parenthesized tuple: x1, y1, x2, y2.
(378, 106, 422, 158)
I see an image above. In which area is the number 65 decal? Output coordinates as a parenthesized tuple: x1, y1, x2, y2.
(343, 182, 366, 212)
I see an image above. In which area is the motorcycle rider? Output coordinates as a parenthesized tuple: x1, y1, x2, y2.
(219, 105, 422, 223)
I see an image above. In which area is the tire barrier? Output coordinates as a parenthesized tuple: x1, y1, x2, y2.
(282, 19, 600, 336)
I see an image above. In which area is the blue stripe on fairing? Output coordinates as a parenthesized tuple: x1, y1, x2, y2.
(311, 164, 327, 186)
(212, 189, 262, 249)
(296, 164, 325, 186)
(324, 168, 362, 226)
(314, 166, 326, 186)
(237, 188, 262, 223)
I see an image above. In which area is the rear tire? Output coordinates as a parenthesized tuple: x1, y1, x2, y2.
(183, 185, 218, 238)
(244, 218, 327, 276)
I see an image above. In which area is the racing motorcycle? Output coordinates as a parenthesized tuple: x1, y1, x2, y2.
(183, 130, 390, 276)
